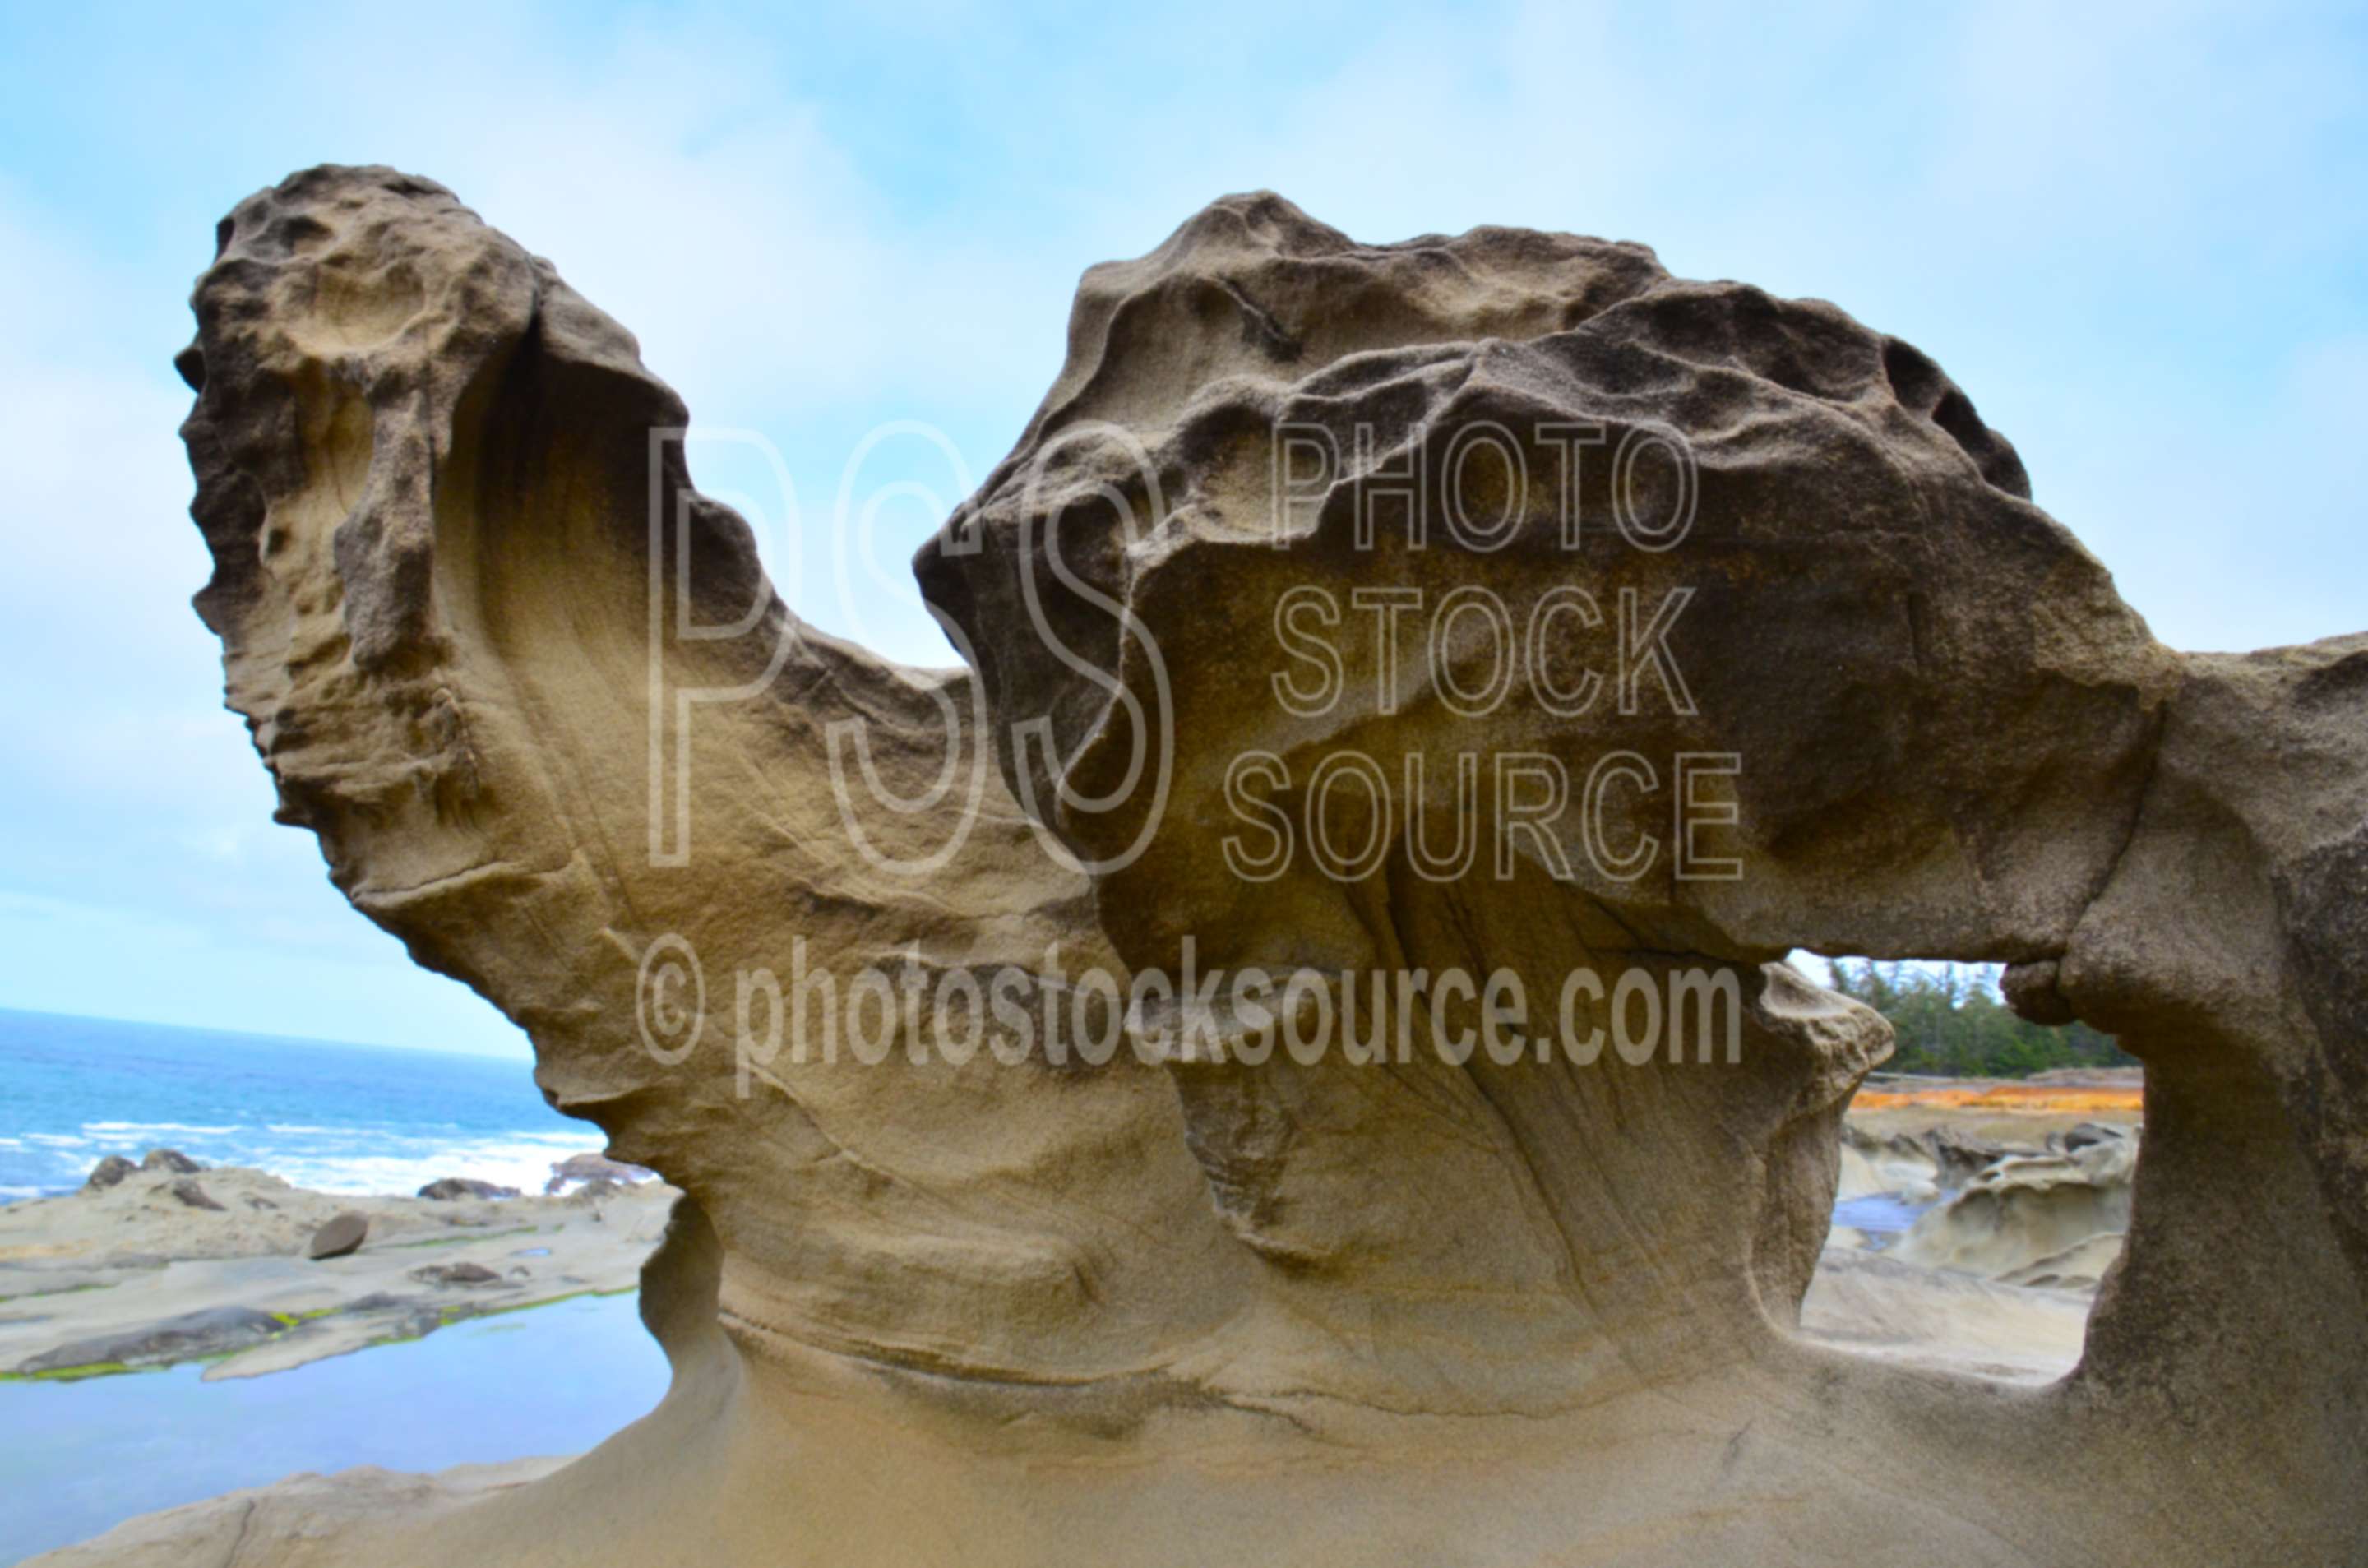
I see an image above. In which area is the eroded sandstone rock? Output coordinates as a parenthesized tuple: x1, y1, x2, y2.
(1890, 1134, 2136, 1280)
(64, 166, 2363, 1566)
(539, 1154, 645, 1195)
(416, 1177, 521, 1202)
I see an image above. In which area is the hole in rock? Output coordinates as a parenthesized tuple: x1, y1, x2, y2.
(1794, 957, 2142, 1386)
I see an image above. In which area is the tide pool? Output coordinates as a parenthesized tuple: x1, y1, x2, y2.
(1832, 1192, 1931, 1242)
(0, 1292, 668, 1564)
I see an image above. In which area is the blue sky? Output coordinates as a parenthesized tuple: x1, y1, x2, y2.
(0, 1, 2360, 1056)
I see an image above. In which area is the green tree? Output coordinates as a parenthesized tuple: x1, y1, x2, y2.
(1818, 960, 2135, 1077)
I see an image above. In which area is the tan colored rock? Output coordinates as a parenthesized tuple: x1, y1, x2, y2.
(50, 168, 2360, 1565)
(923, 187, 2366, 1554)
(416, 1177, 520, 1201)
(1996, 1233, 2125, 1293)
(1889, 1136, 2135, 1279)
(0, 1164, 673, 1381)
(539, 1153, 645, 1194)
(1799, 1242, 2093, 1385)
(23, 1459, 570, 1568)
(173, 167, 1226, 1416)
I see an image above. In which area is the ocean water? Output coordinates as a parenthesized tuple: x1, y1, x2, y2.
(0, 1008, 604, 1200)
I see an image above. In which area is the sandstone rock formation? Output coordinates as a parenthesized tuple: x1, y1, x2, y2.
(416, 1176, 522, 1201)
(1797, 1242, 2093, 1385)
(0, 1163, 674, 1382)
(60, 165, 2363, 1564)
(2, 1165, 677, 1392)
(1890, 1130, 2136, 1282)
(540, 1153, 648, 1194)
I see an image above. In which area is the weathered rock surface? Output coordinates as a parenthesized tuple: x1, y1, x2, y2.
(1890, 1131, 2136, 1280)
(416, 1177, 521, 1202)
(47, 167, 2363, 1564)
(1819, 1095, 2136, 1372)
(0, 1163, 673, 1381)
(1996, 1232, 2126, 1293)
(12, 1163, 569, 1265)
(19, 1306, 284, 1376)
(1799, 1242, 2091, 1384)
(81, 1156, 136, 1192)
(24, 1459, 570, 1568)
(539, 1154, 646, 1195)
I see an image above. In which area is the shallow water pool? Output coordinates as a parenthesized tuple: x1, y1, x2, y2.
(0, 1290, 668, 1564)
(1831, 1192, 1931, 1241)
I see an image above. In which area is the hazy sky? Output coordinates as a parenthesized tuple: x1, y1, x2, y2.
(0, 1, 2360, 1055)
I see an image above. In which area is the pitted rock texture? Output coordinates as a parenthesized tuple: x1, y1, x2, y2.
(52, 167, 2363, 1566)
(174, 166, 1238, 1396)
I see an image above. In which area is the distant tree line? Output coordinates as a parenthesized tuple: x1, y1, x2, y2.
(1820, 960, 2137, 1078)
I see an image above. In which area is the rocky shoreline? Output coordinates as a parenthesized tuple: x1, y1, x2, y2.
(16, 1079, 2148, 1565)
(2, 1080, 2137, 1395)
(0, 1153, 673, 1382)
(1799, 1069, 2142, 1384)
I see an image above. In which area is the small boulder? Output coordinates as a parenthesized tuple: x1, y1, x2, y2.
(140, 1149, 204, 1174)
(306, 1211, 370, 1260)
(409, 1260, 502, 1287)
(83, 1155, 137, 1192)
(2060, 1122, 2131, 1154)
(168, 1178, 226, 1211)
(416, 1177, 522, 1202)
